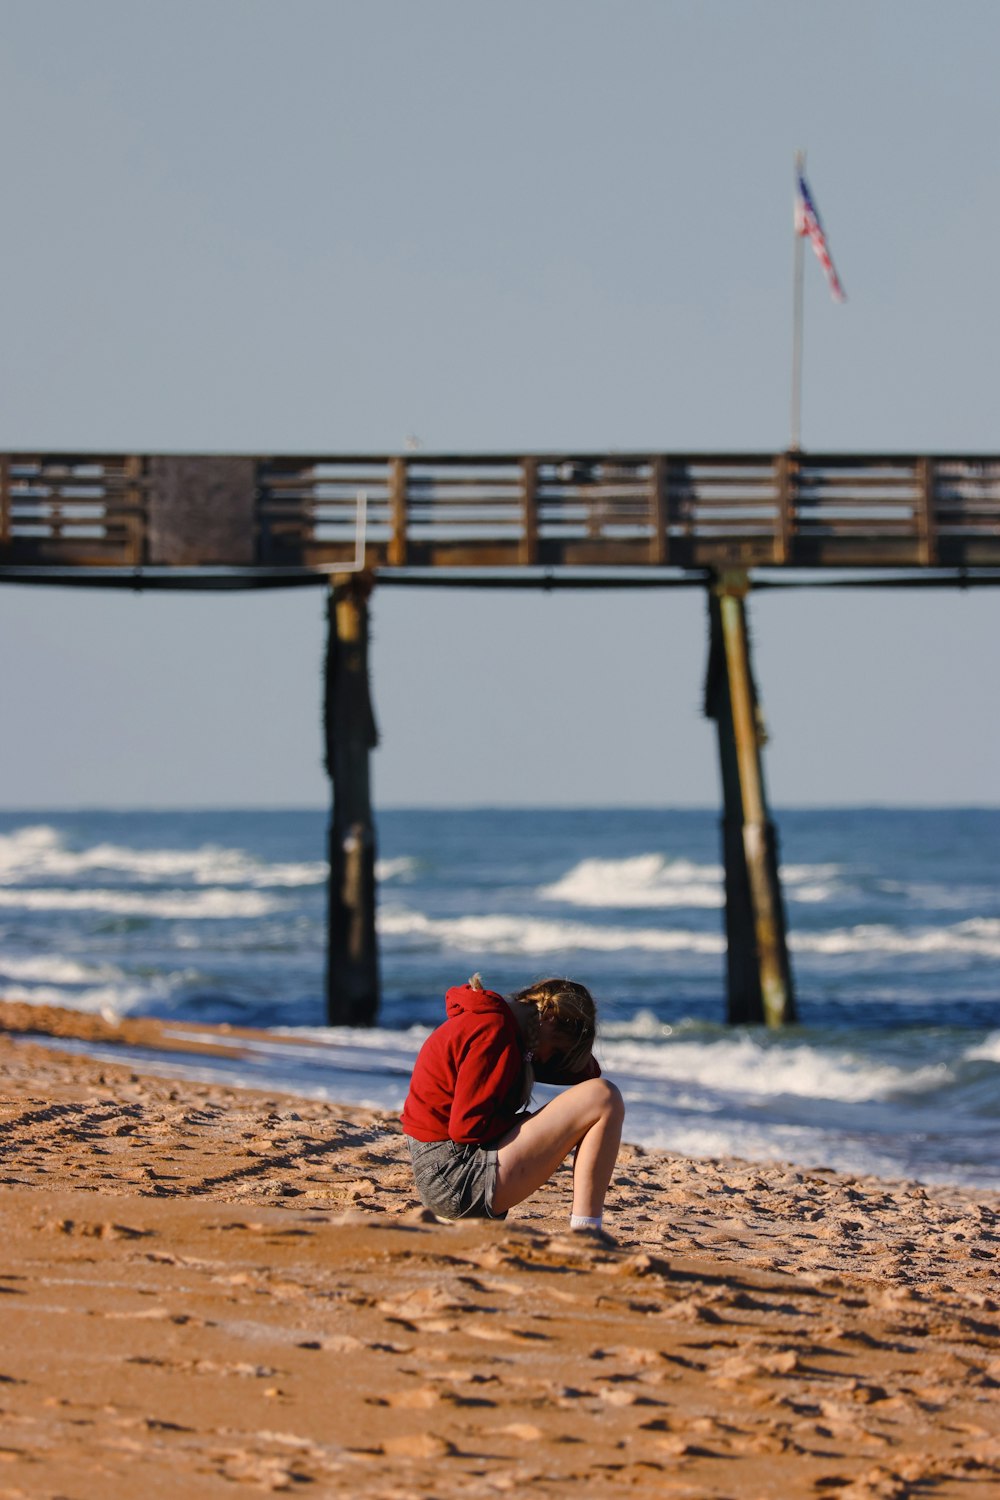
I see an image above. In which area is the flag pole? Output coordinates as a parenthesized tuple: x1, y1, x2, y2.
(790, 149, 805, 452)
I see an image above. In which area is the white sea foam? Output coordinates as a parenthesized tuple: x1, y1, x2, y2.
(376, 856, 418, 883)
(0, 954, 123, 984)
(788, 883, 841, 904)
(601, 1010, 678, 1042)
(246, 862, 326, 888)
(0, 825, 60, 873)
(379, 906, 1000, 961)
(623, 1116, 908, 1182)
(598, 1033, 953, 1103)
(781, 863, 845, 884)
(540, 854, 724, 909)
(0, 825, 324, 889)
(377, 906, 726, 955)
(0, 950, 149, 1017)
(792, 918, 1000, 959)
(539, 853, 846, 910)
(878, 879, 1000, 911)
(0, 982, 156, 1016)
(0, 888, 281, 919)
(0, 837, 407, 889)
(965, 1031, 1000, 1064)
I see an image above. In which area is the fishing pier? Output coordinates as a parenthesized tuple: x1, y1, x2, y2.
(3, 448, 999, 1028)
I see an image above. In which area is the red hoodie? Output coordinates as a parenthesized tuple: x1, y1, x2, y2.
(401, 982, 600, 1146)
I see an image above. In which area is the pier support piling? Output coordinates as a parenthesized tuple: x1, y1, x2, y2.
(705, 572, 796, 1026)
(324, 574, 380, 1025)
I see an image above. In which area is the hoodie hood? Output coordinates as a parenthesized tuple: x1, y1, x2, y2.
(445, 982, 508, 1020)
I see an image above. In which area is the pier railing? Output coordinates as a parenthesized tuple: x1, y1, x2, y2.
(2, 450, 1000, 574)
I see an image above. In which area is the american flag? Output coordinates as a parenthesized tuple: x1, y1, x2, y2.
(795, 170, 846, 303)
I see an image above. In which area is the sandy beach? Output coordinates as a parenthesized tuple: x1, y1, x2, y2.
(1, 1001, 998, 1498)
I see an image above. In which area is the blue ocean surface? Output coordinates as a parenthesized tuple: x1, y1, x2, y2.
(0, 807, 998, 1191)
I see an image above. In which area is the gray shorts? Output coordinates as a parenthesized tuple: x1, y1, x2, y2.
(406, 1137, 506, 1221)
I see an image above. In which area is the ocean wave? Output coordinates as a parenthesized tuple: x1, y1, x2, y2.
(0, 954, 124, 984)
(791, 918, 1000, 958)
(247, 862, 326, 888)
(622, 1117, 910, 1182)
(965, 1032, 1000, 1064)
(377, 907, 726, 955)
(0, 981, 158, 1016)
(876, 879, 1000, 911)
(0, 887, 282, 919)
(539, 854, 723, 909)
(376, 856, 419, 883)
(539, 853, 846, 910)
(378, 905, 1000, 961)
(780, 863, 844, 884)
(0, 824, 325, 889)
(600, 1009, 678, 1042)
(598, 1032, 954, 1103)
(787, 883, 843, 904)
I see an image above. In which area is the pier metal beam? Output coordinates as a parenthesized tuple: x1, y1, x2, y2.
(705, 571, 796, 1026)
(324, 573, 380, 1025)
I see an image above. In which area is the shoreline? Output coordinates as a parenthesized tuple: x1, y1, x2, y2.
(1, 1001, 999, 1496)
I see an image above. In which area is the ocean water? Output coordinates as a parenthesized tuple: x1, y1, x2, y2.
(0, 808, 998, 1191)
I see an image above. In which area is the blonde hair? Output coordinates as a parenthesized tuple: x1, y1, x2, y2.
(508, 977, 597, 1075)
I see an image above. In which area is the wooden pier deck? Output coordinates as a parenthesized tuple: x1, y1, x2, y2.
(2, 449, 1000, 582)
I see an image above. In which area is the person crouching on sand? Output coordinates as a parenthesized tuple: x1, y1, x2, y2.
(401, 975, 624, 1237)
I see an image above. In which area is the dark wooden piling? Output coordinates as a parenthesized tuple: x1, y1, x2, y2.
(324, 573, 380, 1025)
(705, 572, 796, 1026)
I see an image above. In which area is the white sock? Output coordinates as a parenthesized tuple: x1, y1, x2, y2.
(570, 1214, 603, 1232)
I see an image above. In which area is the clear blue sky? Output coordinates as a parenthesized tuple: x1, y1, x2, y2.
(1, 0, 997, 807)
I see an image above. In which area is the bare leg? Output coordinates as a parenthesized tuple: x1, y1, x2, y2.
(491, 1078, 624, 1217)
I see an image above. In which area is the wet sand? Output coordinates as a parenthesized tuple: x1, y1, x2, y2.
(1, 1001, 998, 1497)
